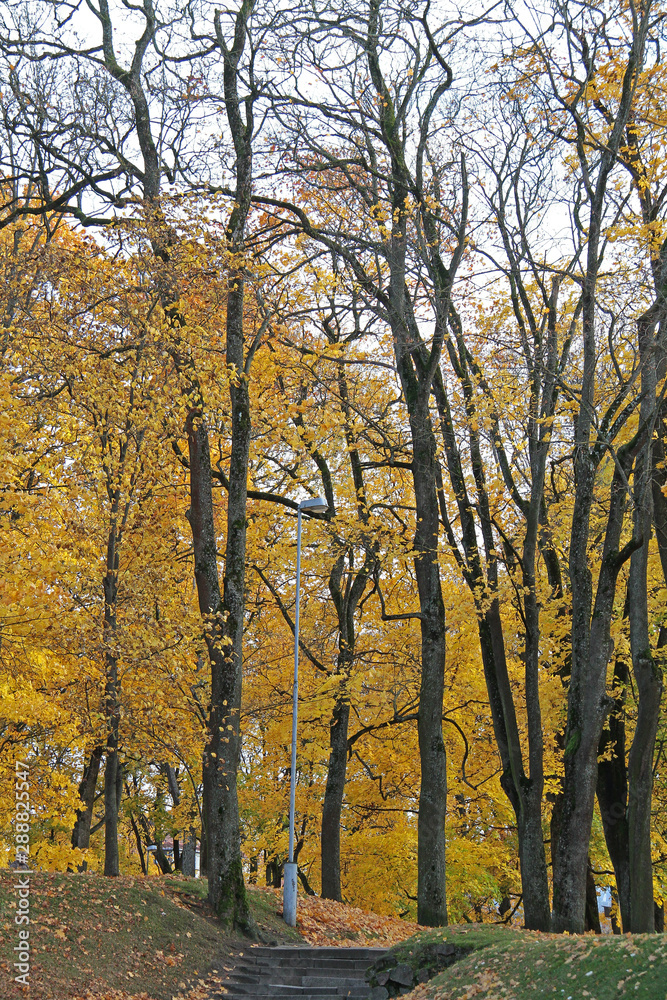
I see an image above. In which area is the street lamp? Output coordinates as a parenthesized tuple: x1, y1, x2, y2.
(283, 496, 328, 927)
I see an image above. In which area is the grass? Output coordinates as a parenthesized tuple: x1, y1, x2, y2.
(392, 924, 667, 1000)
(3, 872, 666, 1000)
(0, 870, 301, 1000)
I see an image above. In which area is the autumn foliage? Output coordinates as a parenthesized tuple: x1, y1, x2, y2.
(1, 0, 667, 941)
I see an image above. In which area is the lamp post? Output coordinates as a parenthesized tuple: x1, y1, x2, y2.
(283, 496, 328, 927)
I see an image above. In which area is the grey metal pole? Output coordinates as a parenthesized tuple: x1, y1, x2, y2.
(283, 504, 302, 926)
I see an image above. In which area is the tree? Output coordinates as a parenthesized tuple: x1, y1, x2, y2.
(264, 0, 472, 924)
(506, 0, 655, 932)
(0, 0, 274, 926)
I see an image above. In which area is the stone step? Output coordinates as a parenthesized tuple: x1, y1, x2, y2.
(237, 965, 377, 976)
(247, 949, 384, 961)
(248, 965, 373, 973)
(234, 983, 340, 991)
(227, 986, 350, 993)
(231, 969, 373, 978)
(240, 959, 379, 969)
(224, 994, 366, 1000)
(224, 991, 346, 999)
(289, 979, 368, 989)
(229, 974, 369, 986)
(241, 958, 380, 969)
(225, 991, 367, 999)
(223, 994, 343, 1000)
(224, 990, 347, 1000)
(219, 944, 385, 1000)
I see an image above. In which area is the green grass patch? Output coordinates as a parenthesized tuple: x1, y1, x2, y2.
(392, 925, 667, 1000)
(0, 870, 301, 1000)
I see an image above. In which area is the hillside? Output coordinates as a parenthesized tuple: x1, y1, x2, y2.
(2, 874, 666, 1000)
(0, 872, 298, 1000)
(381, 925, 667, 1000)
(0, 871, 417, 1000)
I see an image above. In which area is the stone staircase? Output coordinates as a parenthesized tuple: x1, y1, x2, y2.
(216, 946, 386, 1000)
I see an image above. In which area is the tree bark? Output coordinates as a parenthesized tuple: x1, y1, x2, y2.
(187, 416, 251, 929)
(619, 102, 667, 934)
(200, 822, 207, 877)
(624, 310, 666, 932)
(181, 832, 197, 877)
(553, 442, 638, 932)
(129, 811, 147, 875)
(596, 655, 631, 931)
(584, 862, 602, 934)
(102, 725, 120, 876)
(72, 745, 103, 850)
(190, 1, 258, 932)
(410, 392, 448, 926)
(376, 54, 452, 926)
(318, 358, 376, 901)
(321, 697, 350, 901)
(627, 523, 661, 931)
(103, 517, 122, 878)
(433, 355, 551, 931)
(541, 3, 651, 934)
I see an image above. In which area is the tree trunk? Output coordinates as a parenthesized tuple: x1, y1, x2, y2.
(362, 3, 453, 924)
(518, 305, 558, 931)
(584, 862, 602, 934)
(552, 446, 636, 932)
(626, 641, 661, 934)
(103, 522, 121, 878)
(266, 859, 282, 887)
(597, 655, 631, 931)
(103, 711, 120, 877)
(164, 764, 181, 806)
(517, 790, 551, 931)
(474, 596, 550, 931)
(129, 812, 147, 875)
(207, 274, 252, 931)
(551, 792, 601, 934)
(188, 416, 251, 930)
(298, 867, 317, 896)
(181, 832, 196, 877)
(411, 395, 448, 926)
(433, 348, 551, 931)
(72, 745, 103, 849)
(130, 792, 173, 874)
(321, 696, 350, 901)
(550, 7, 651, 934)
(319, 357, 376, 900)
(154, 840, 173, 875)
(625, 313, 665, 933)
(200, 820, 207, 877)
(99, 447, 133, 880)
(626, 546, 661, 933)
(193, 2, 257, 933)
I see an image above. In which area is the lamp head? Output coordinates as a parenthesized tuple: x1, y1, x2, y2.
(298, 496, 328, 515)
